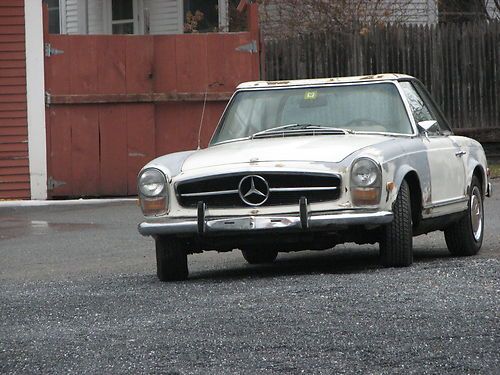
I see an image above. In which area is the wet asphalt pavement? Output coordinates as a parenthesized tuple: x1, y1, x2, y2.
(0, 181, 499, 374)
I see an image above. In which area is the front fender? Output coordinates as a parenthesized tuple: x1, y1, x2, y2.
(393, 165, 418, 195)
(464, 151, 488, 196)
(139, 150, 197, 180)
(387, 164, 426, 215)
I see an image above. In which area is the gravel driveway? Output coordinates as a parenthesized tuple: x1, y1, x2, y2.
(1, 181, 499, 374)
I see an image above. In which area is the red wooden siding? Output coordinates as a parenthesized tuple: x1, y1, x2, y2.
(0, 0, 29, 199)
(45, 4, 261, 197)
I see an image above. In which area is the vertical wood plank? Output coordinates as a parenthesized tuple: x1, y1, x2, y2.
(69, 36, 99, 95)
(70, 105, 99, 196)
(127, 104, 155, 195)
(47, 105, 72, 196)
(155, 102, 200, 156)
(99, 104, 127, 195)
(97, 36, 126, 95)
(126, 36, 154, 94)
(206, 34, 227, 90)
(153, 36, 177, 92)
(45, 35, 71, 94)
(175, 34, 208, 92)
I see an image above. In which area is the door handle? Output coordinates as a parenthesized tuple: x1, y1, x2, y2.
(455, 150, 467, 157)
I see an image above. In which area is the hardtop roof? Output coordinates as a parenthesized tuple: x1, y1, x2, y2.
(237, 73, 415, 89)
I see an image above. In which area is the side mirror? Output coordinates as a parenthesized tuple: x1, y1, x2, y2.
(417, 120, 438, 134)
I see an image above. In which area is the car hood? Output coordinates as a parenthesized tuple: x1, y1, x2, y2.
(181, 134, 394, 172)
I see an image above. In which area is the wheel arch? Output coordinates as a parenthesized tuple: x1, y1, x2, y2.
(471, 164, 487, 197)
(462, 143, 488, 197)
(393, 167, 423, 227)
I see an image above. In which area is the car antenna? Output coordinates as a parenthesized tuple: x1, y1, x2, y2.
(197, 81, 223, 150)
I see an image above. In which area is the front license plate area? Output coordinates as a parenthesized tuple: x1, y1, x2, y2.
(206, 216, 301, 231)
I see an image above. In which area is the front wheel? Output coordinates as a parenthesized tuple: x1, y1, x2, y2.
(241, 249, 278, 264)
(444, 176, 484, 256)
(155, 236, 188, 281)
(379, 179, 413, 267)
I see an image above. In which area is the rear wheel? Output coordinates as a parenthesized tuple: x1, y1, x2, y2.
(241, 248, 278, 264)
(155, 236, 188, 281)
(444, 175, 483, 256)
(379, 179, 413, 267)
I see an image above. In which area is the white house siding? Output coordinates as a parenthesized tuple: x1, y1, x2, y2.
(60, 0, 499, 36)
(374, 0, 438, 25)
(144, 0, 181, 34)
(87, 0, 104, 34)
(64, 0, 79, 34)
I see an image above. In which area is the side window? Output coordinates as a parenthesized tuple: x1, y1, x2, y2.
(400, 81, 450, 135)
(400, 82, 435, 124)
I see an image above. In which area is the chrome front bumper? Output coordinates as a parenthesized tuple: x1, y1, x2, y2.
(138, 211, 393, 236)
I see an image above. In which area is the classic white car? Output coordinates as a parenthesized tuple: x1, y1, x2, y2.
(137, 74, 491, 281)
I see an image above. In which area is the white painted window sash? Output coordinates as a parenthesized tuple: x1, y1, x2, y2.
(103, 0, 144, 35)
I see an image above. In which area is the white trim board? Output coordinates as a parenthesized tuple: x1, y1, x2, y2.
(24, 0, 48, 200)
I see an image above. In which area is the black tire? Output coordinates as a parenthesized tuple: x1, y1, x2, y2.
(155, 236, 188, 281)
(241, 249, 278, 264)
(444, 175, 484, 256)
(380, 179, 413, 267)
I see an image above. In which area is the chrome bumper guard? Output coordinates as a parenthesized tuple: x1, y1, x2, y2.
(138, 210, 393, 236)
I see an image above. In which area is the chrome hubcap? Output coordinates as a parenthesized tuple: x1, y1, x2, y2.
(470, 186, 483, 241)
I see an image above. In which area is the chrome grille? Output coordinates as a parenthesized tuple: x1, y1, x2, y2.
(176, 172, 341, 208)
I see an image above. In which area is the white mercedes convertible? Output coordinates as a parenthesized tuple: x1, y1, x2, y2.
(137, 74, 491, 281)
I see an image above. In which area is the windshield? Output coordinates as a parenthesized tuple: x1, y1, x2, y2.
(211, 82, 413, 144)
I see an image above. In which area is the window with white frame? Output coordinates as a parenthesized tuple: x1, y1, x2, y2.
(47, 0, 61, 34)
(112, 0, 135, 34)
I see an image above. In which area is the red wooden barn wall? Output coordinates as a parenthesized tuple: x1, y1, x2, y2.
(44, 5, 260, 198)
(0, 0, 29, 199)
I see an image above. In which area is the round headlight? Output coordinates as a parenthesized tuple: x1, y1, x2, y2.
(351, 158, 380, 187)
(138, 168, 166, 197)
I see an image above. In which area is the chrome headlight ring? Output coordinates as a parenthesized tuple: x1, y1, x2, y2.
(350, 157, 381, 188)
(138, 168, 167, 198)
(350, 157, 382, 206)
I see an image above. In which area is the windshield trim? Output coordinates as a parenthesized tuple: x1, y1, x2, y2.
(251, 124, 353, 139)
(209, 80, 418, 146)
(209, 130, 415, 147)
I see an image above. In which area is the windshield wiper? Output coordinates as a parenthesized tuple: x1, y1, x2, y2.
(251, 123, 353, 139)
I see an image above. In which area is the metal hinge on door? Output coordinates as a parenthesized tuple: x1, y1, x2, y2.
(236, 40, 257, 54)
(44, 43, 64, 57)
(45, 91, 51, 107)
(47, 176, 66, 191)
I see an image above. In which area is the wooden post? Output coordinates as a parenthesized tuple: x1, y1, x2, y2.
(238, 0, 262, 79)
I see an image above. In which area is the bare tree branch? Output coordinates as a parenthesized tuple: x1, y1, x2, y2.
(493, 0, 500, 12)
(259, 0, 416, 39)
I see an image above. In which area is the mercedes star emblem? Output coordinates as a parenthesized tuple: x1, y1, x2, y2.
(238, 175, 270, 206)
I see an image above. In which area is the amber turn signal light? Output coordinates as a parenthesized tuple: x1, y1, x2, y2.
(351, 187, 380, 206)
(140, 197, 167, 216)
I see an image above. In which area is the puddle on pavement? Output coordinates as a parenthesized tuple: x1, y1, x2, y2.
(0, 218, 102, 240)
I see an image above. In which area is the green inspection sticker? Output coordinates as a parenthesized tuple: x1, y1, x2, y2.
(304, 91, 318, 100)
